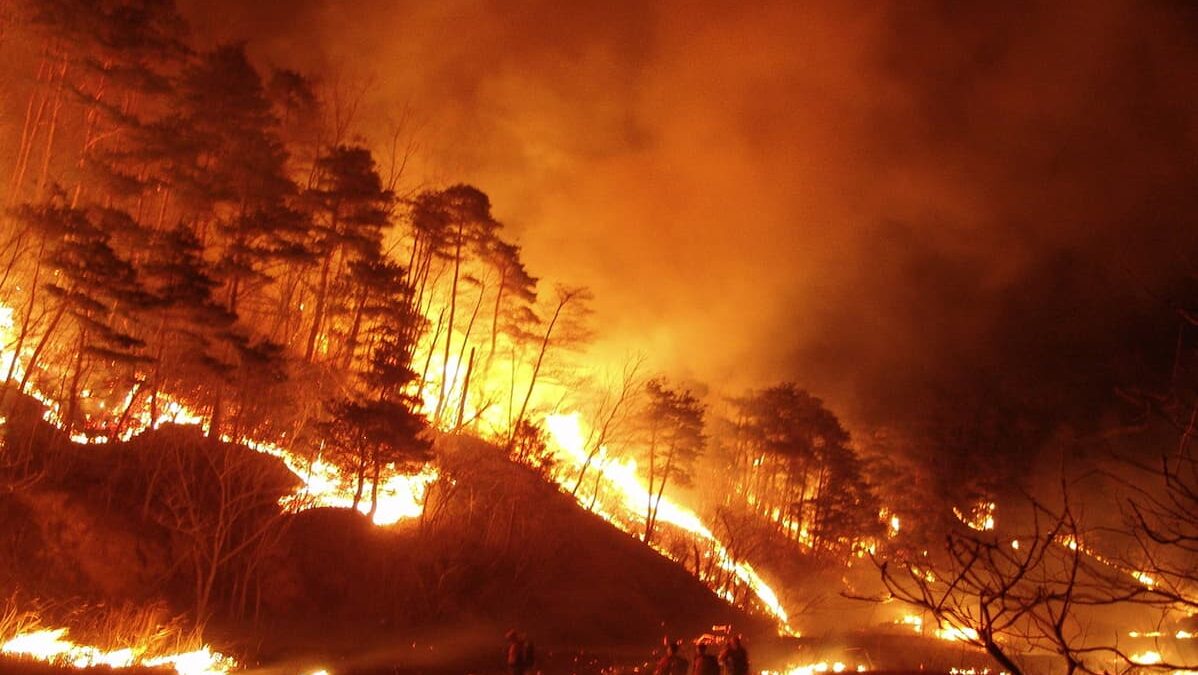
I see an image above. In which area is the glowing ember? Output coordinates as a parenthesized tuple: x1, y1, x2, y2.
(899, 613, 923, 631)
(895, 612, 983, 643)
(762, 661, 867, 675)
(934, 625, 980, 642)
(1132, 651, 1164, 665)
(1132, 571, 1157, 588)
(544, 411, 793, 633)
(1, 627, 234, 674)
(142, 646, 238, 675)
(953, 501, 996, 532)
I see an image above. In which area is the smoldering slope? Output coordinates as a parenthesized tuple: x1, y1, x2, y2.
(180, 0, 1198, 431)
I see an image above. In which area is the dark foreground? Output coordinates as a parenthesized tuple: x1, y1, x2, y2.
(0, 631, 1034, 675)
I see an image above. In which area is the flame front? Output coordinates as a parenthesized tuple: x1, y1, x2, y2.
(897, 613, 981, 643)
(544, 411, 793, 632)
(0, 627, 234, 674)
(0, 301, 436, 527)
(763, 661, 868, 675)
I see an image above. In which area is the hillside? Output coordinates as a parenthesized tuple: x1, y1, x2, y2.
(0, 394, 767, 672)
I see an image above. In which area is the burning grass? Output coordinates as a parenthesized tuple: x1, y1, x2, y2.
(0, 596, 233, 674)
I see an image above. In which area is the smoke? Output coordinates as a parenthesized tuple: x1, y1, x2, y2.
(180, 0, 1198, 430)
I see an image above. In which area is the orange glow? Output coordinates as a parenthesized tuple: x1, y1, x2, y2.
(544, 411, 794, 633)
(763, 661, 867, 675)
(0, 627, 234, 674)
(0, 301, 436, 527)
(896, 613, 980, 644)
(953, 501, 995, 532)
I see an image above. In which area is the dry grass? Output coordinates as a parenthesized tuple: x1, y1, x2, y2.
(0, 595, 204, 670)
(0, 592, 45, 642)
(62, 601, 204, 659)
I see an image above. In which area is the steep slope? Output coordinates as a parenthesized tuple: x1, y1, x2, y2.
(0, 400, 768, 671)
(253, 434, 769, 665)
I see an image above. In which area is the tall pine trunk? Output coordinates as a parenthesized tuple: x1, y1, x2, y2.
(304, 248, 334, 362)
(434, 220, 465, 422)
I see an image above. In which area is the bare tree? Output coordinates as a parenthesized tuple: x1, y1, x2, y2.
(508, 284, 591, 446)
(873, 488, 1153, 675)
(570, 354, 646, 498)
(146, 432, 295, 625)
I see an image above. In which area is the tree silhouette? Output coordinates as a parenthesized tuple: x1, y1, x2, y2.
(640, 378, 706, 545)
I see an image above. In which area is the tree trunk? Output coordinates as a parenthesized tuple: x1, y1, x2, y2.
(367, 444, 381, 521)
(351, 448, 366, 512)
(10, 56, 49, 204)
(447, 284, 485, 423)
(63, 331, 86, 434)
(416, 308, 445, 412)
(17, 296, 68, 397)
(455, 347, 475, 430)
(510, 295, 568, 447)
(341, 287, 369, 370)
(209, 382, 224, 440)
(485, 266, 508, 378)
(644, 430, 658, 544)
(35, 55, 68, 200)
(111, 379, 144, 442)
(434, 219, 465, 422)
(304, 249, 334, 362)
(648, 444, 677, 545)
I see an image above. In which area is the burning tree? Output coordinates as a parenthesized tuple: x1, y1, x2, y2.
(323, 314, 432, 519)
(712, 383, 880, 557)
(640, 377, 706, 545)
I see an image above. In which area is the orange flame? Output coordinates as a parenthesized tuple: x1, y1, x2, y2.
(544, 411, 794, 633)
(0, 302, 436, 526)
(0, 627, 235, 674)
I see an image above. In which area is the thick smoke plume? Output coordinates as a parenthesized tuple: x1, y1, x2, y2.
(182, 0, 1198, 429)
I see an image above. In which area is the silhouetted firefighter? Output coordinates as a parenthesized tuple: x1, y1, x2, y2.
(718, 635, 750, 675)
(654, 640, 689, 675)
(692, 642, 719, 675)
(505, 629, 535, 675)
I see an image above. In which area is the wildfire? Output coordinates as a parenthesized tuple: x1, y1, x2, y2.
(0, 627, 235, 674)
(897, 613, 981, 643)
(761, 662, 867, 675)
(953, 502, 996, 532)
(0, 301, 436, 527)
(1130, 631, 1197, 639)
(1132, 651, 1164, 665)
(544, 411, 794, 633)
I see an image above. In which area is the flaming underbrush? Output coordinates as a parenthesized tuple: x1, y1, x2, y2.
(0, 392, 769, 668)
(0, 594, 213, 673)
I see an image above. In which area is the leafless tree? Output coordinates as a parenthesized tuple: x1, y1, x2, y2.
(873, 486, 1151, 675)
(146, 434, 294, 625)
(570, 354, 646, 498)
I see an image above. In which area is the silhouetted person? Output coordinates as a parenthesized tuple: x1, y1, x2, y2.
(655, 641, 689, 675)
(506, 629, 531, 675)
(692, 642, 719, 675)
(718, 636, 749, 675)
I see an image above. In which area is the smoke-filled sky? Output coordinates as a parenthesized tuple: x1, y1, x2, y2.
(182, 0, 1198, 428)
